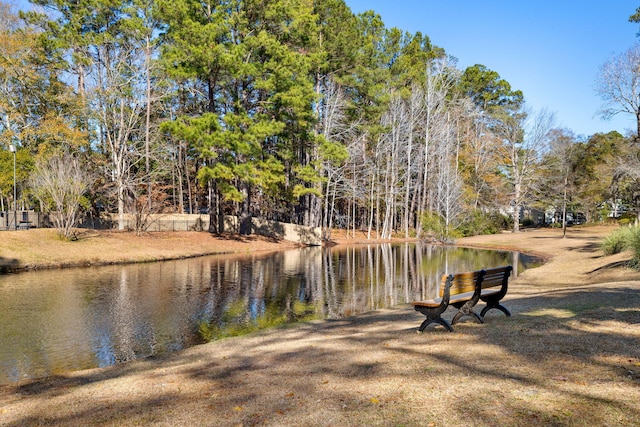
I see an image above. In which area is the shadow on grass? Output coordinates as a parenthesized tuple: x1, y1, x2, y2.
(209, 231, 283, 244)
(589, 259, 631, 273)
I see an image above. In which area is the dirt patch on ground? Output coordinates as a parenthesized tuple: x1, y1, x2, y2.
(1, 225, 639, 426)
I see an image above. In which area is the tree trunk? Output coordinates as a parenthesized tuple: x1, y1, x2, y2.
(308, 194, 322, 227)
(562, 166, 568, 238)
(512, 183, 521, 233)
(240, 182, 252, 235)
(177, 144, 184, 214)
(118, 181, 125, 230)
(145, 35, 152, 211)
(512, 205, 521, 233)
(207, 181, 225, 234)
(367, 167, 376, 239)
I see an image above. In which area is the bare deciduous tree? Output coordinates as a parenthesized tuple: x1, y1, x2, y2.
(31, 152, 92, 239)
(496, 106, 555, 232)
(434, 117, 464, 240)
(595, 43, 640, 139)
(379, 91, 408, 239)
(317, 78, 354, 240)
(416, 58, 459, 237)
(402, 84, 424, 238)
(544, 128, 579, 237)
(91, 40, 147, 231)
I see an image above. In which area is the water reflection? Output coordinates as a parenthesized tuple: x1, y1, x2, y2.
(0, 243, 541, 384)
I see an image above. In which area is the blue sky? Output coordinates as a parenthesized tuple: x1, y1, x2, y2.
(345, 0, 639, 139)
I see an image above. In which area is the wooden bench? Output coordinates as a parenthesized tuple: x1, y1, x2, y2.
(413, 265, 513, 332)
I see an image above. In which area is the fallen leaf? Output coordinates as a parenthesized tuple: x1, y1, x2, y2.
(234, 406, 243, 411)
(370, 397, 380, 404)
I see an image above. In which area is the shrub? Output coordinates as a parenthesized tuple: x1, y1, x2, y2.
(421, 212, 461, 242)
(618, 218, 633, 227)
(522, 217, 535, 227)
(457, 211, 510, 237)
(601, 227, 632, 256)
(601, 226, 640, 270)
(626, 227, 640, 269)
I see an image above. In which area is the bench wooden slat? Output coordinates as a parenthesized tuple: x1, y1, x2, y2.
(414, 290, 477, 308)
(412, 298, 441, 308)
(480, 288, 500, 297)
(441, 271, 479, 296)
(481, 266, 511, 288)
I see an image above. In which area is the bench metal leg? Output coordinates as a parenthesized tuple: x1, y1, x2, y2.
(450, 299, 483, 325)
(480, 304, 511, 318)
(451, 310, 483, 325)
(418, 317, 453, 333)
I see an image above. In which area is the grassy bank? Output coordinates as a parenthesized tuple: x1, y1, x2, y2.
(0, 228, 301, 272)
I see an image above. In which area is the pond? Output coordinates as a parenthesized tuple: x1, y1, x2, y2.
(0, 243, 542, 385)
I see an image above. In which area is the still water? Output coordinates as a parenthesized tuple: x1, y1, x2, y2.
(0, 243, 541, 384)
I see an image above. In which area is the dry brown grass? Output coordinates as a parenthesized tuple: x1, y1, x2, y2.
(1, 225, 639, 426)
(0, 228, 301, 272)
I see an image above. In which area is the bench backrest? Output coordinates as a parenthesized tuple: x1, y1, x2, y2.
(439, 270, 485, 297)
(480, 266, 513, 289)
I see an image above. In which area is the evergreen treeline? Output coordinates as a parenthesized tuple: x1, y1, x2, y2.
(0, 0, 638, 240)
